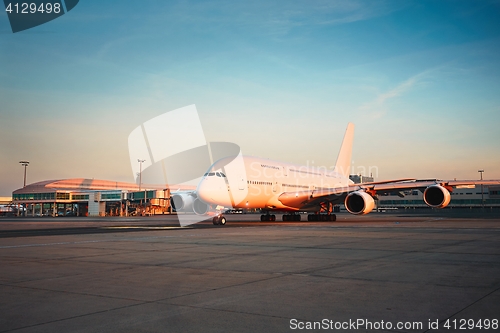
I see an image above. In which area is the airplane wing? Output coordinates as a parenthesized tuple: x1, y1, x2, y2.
(278, 179, 500, 212)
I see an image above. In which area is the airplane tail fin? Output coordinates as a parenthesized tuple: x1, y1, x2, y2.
(334, 123, 355, 178)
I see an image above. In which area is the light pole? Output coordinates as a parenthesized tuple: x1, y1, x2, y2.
(138, 159, 146, 216)
(478, 169, 484, 209)
(19, 161, 29, 187)
(138, 159, 145, 191)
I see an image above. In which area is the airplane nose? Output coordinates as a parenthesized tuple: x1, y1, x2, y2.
(197, 179, 214, 204)
(197, 177, 232, 206)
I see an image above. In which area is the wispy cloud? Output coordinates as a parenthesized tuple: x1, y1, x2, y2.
(358, 70, 431, 118)
(166, 0, 408, 35)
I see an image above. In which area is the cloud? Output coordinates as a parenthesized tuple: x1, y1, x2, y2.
(358, 70, 430, 118)
(166, 0, 407, 35)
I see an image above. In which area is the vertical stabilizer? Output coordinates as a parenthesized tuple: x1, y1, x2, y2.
(334, 123, 355, 178)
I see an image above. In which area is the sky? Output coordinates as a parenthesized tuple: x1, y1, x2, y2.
(1, 0, 500, 196)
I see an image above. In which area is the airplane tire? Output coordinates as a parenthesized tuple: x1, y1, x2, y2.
(219, 217, 226, 225)
(213, 217, 219, 225)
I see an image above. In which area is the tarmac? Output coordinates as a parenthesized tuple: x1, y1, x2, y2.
(0, 212, 499, 332)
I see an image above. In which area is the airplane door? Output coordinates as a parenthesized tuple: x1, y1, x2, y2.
(272, 181, 278, 192)
(224, 152, 248, 207)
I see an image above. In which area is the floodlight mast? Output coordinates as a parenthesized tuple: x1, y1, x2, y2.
(138, 159, 146, 191)
(478, 170, 484, 209)
(19, 161, 29, 187)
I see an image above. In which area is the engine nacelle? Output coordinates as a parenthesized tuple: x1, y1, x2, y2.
(345, 191, 375, 215)
(171, 193, 195, 211)
(171, 193, 211, 215)
(193, 198, 210, 215)
(423, 185, 451, 208)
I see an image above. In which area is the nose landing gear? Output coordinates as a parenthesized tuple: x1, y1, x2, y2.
(212, 215, 226, 225)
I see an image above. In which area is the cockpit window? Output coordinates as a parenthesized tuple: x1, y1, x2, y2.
(204, 172, 225, 177)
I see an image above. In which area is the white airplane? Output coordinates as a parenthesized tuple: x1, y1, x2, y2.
(186, 123, 499, 225)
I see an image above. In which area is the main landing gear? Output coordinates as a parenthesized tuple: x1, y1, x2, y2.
(212, 215, 226, 225)
(307, 214, 336, 222)
(260, 213, 276, 222)
(306, 201, 337, 221)
(282, 214, 301, 221)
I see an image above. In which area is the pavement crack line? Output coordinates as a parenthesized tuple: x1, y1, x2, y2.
(422, 285, 500, 333)
(0, 274, 293, 333)
(0, 301, 150, 333)
(152, 273, 288, 303)
(0, 282, 147, 303)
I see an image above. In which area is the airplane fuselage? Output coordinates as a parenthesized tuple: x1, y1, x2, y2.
(197, 155, 353, 211)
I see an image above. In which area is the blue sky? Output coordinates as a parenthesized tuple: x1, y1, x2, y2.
(1, 0, 500, 195)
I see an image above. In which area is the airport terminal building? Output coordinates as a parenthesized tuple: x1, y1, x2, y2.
(376, 186, 500, 209)
(11, 179, 172, 217)
(348, 175, 500, 210)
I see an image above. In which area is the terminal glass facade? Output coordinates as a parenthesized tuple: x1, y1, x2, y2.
(13, 193, 56, 201)
(72, 194, 89, 200)
(101, 193, 121, 200)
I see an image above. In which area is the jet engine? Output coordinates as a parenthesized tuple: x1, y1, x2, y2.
(171, 193, 211, 215)
(423, 185, 451, 208)
(171, 193, 195, 211)
(344, 191, 375, 215)
(193, 198, 210, 215)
